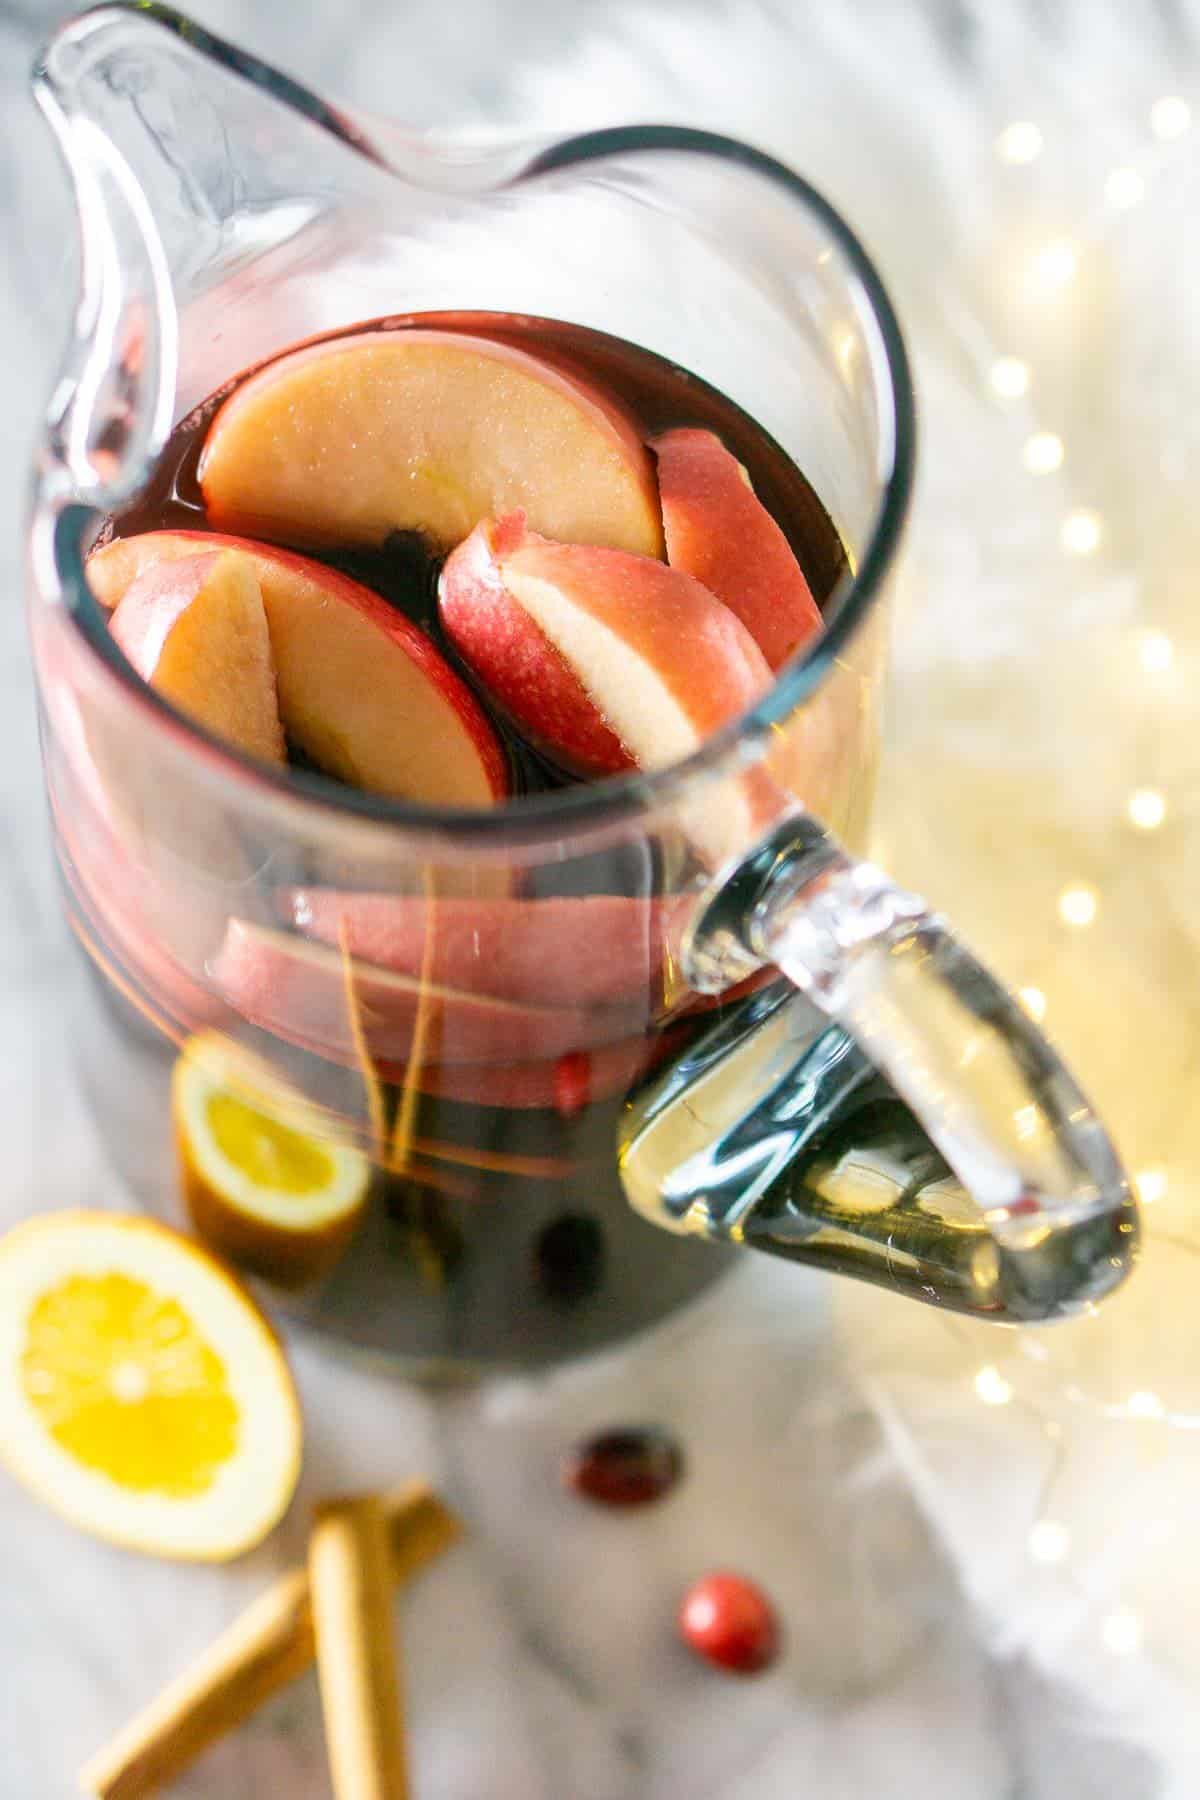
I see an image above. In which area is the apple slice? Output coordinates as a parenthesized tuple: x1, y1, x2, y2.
(277, 891, 672, 1010)
(438, 512, 773, 782)
(90, 530, 506, 808)
(110, 550, 286, 766)
(196, 329, 664, 558)
(210, 919, 645, 1067)
(56, 809, 226, 1041)
(651, 428, 824, 670)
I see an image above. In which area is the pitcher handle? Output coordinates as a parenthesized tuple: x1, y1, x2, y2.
(621, 817, 1137, 1320)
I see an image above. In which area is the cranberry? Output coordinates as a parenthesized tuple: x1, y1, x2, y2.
(562, 1425, 684, 1507)
(678, 1572, 780, 1674)
(553, 1052, 592, 1119)
(535, 1214, 606, 1303)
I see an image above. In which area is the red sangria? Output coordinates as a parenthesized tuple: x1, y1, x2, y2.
(51, 312, 856, 1364)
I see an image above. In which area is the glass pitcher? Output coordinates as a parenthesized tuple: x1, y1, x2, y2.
(27, 1, 1137, 1371)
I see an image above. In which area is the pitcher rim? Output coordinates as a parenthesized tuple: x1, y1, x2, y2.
(35, 2, 916, 847)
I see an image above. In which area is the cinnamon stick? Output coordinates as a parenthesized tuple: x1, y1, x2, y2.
(309, 1495, 408, 1800)
(80, 1481, 458, 1800)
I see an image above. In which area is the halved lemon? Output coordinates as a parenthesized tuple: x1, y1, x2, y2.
(173, 1032, 371, 1290)
(0, 1211, 301, 1559)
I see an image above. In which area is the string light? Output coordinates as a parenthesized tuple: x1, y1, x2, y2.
(1028, 1520, 1071, 1564)
(1135, 1167, 1167, 1204)
(1105, 166, 1145, 209)
(1018, 986, 1047, 1021)
(1061, 509, 1102, 554)
(1058, 884, 1098, 927)
(1137, 630, 1174, 673)
(996, 121, 1044, 164)
(1101, 1608, 1143, 1655)
(990, 356, 1030, 399)
(1127, 788, 1166, 830)
(1150, 95, 1192, 140)
(1023, 431, 1064, 474)
(1126, 1390, 1165, 1420)
(974, 1365, 1013, 1406)
(1030, 240, 1078, 292)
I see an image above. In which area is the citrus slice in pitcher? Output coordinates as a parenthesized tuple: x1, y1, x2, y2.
(0, 1211, 301, 1559)
(173, 1031, 371, 1290)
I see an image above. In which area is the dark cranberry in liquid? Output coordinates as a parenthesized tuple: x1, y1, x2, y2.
(563, 1425, 685, 1507)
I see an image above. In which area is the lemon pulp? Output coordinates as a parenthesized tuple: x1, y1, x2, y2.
(206, 1090, 336, 1196)
(21, 1272, 238, 1498)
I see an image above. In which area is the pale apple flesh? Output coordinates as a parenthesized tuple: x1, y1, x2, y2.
(277, 892, 676, 1010)
(652, 427, 824, 671)
(210, 919, 648, 1068)
(197, 329, 665, 559)
(438, 512, 773, 781)
(109, 550, 286, 766)
(90, 530, 507, 809)
(56, 807, 227, 1041)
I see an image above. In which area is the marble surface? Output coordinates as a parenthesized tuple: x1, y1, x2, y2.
(3, 0, 1200, 1794)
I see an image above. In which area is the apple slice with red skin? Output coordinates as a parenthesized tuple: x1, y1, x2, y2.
(438, 512, 773, 782)
(210, 918, 647, 1067)
(651, 428, 824, 671)
(196, 328, 664, 558)
(54, 778, 227, 1040)
(110, 550, 286, 766)
(276, 891, 680, 1010)
(90, 530, 507, 809)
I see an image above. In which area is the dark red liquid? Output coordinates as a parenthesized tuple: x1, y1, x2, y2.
(65, 313, 847, 1366)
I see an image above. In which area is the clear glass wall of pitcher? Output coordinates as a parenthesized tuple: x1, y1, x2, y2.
(28, 4, 1136, 1370)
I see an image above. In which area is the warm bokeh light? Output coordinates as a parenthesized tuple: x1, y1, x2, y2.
(1127, 1390, 1165, 1420)
(974, 1365, 1014, 1406)
(1150, 95, 1192, 140)
(1028, 1520, 1071, 1564)
(1127, 788, 1166, 830)
(1135, 1167, 1167, 1204)
(1030, 240, 1078, 291)
(1023, 431, 1064, 474)
(990, 356, 1030, 399)
(1058, 884, 1098, 927)
(996, 121, 1044, 164)
(1060, 509, 1102, 554)
(1137, 630, 1174, 673)
(1105, 166, 1145, 209)
(1018, 986, 1047, 1021)
(1102, 1608, 1143, 1655)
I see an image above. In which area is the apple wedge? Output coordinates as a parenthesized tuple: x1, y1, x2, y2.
(210, 919, 646, 1067)
(110, 550, 286, 766)
(196, 329, 664, 558)
(652, 428, 824, 670)
(277, 891, 670, 1010)
(56, 814, 226, 1041)
(91, 530, 507, 808)
(438, 512, 773, 783)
